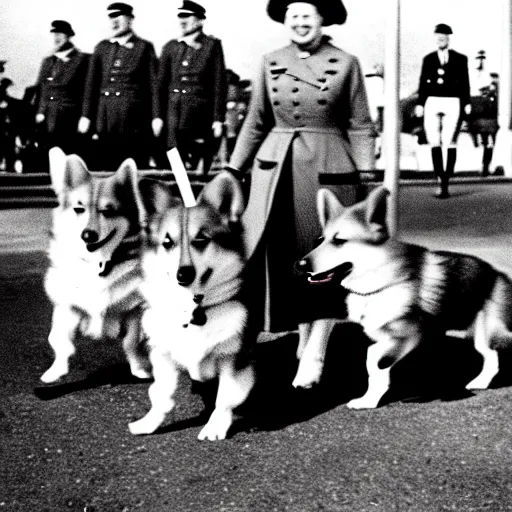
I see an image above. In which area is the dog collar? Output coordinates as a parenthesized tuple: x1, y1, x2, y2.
(343, 276, 411, 297)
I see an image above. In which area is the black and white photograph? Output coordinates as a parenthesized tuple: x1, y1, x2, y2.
(1, 1, 512, 510)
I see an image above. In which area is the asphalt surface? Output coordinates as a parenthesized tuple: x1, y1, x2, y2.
(2, 181, 512, 512)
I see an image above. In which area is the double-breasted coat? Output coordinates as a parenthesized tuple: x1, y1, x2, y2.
(157, 33, 227, 149)
(82, 34, 158, 137)
(35, 48, 90, 150)
(229, 39, 375, 331)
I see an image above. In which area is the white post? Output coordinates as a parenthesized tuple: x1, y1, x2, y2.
(491, 0, 512, 175)
(383, 0, 401, 237)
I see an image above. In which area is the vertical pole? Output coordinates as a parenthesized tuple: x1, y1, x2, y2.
(383, 0, 401, 237)
(491, 0, 512, 175)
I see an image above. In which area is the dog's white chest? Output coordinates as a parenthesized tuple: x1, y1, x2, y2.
(143, 301, 247, 382)
(45, 258, 143, 337)
(347, 284, 414, 332)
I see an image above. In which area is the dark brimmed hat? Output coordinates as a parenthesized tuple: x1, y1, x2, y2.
(107, 2, 134, 18)
(267, 0, 347, 26)
(50, 20, 75, 37)
(177, 0, 206, 19)
(434, 23, 452, 35)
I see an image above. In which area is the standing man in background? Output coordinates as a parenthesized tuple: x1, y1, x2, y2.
(35, 21, 89, 160)
(155, 0, 227, 175)
(415, 23, 471, 198)
(79, 2, 159, 170)
(0, 72, 27, 173)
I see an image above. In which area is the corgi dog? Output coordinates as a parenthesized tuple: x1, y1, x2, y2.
(296, 185, 512, 409)
(128, 171, 256, 440)
(41, 148, 149, 384)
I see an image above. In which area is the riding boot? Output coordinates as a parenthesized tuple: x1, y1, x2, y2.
(431, 146, 444, 178)
(445, 147, 457, 177)
(482, 147, 493, 177)
(434, 147, 456, 199)
(431, 147, 448, 198)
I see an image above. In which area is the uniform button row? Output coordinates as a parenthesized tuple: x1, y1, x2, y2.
(172, 89, 187, 93)
(103, 91, 122, 96)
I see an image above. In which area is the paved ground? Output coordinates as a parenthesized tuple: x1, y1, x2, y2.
(2, 182, 512, 512)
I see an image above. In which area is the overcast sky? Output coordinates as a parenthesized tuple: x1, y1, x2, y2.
(0, 0, 505, 99)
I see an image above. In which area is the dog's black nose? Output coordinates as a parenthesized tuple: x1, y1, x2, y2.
(81, 229, 98, 244)
(177, 266, 196, 286)
(295, 258, 311, 274)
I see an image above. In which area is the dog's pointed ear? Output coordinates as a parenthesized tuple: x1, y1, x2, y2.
(114, 158, 138, 187)
(139, 178, 181, 217)
(317, 188, 345, 228)
(49, 147, 90, 201)
(113, 158, 147, 225)
(198, 171, 245, 224)
(364, 186, 390, 241)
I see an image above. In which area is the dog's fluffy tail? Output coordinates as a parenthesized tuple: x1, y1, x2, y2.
(486, 273, 512, 350)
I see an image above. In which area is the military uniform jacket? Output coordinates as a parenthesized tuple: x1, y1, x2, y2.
(35, 49, 90, 134)
(417, 50, 470, 108)
(157, 33, 227, 147)
(82, 34, 158, 135)
(230, 40, 374, 258)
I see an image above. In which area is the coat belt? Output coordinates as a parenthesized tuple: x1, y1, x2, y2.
(271, 126, 343, 135)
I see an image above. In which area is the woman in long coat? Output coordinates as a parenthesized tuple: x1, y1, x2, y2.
(228, 0, 375, 333)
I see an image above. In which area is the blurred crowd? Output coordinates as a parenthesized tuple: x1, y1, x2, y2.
(0, 1, 251, 174)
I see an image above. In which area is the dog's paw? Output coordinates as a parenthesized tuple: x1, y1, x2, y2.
(130, 365, 151, 380)
(465, 376, 491, 390)
(40, 363, 68, 384)
(347, 396, 380, 410)
(128, 413, 164, 435)
(197, 410, 233, 441)
(292, 359, 323, 389)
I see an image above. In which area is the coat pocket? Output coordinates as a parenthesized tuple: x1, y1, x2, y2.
(256, 158, 278, 171)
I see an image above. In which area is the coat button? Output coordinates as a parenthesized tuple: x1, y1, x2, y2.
(104, 91, 110, 96)
(293, 100, 300, 106)
(318, 99, 327, 105)
(328, 58, 339, 63)
(292, 87, 299, 93)
(273, 100, 280, 106)
(325, 70, 338, 75)
(182, 60, 189, 66)
(115, 91, 120, 96)
(110, 77, 115, 82)
(318, 77, 327, 83)
(294, 114, 301, 119)
(272, 87, 278, 92)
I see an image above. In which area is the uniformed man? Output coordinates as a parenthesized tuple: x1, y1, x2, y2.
(34, 20, 90, 159)
(155, 0, 227, 174)
(0, 75, 26, 173)
(415, 23, 471, 198)
(79, 2, 159, 170)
